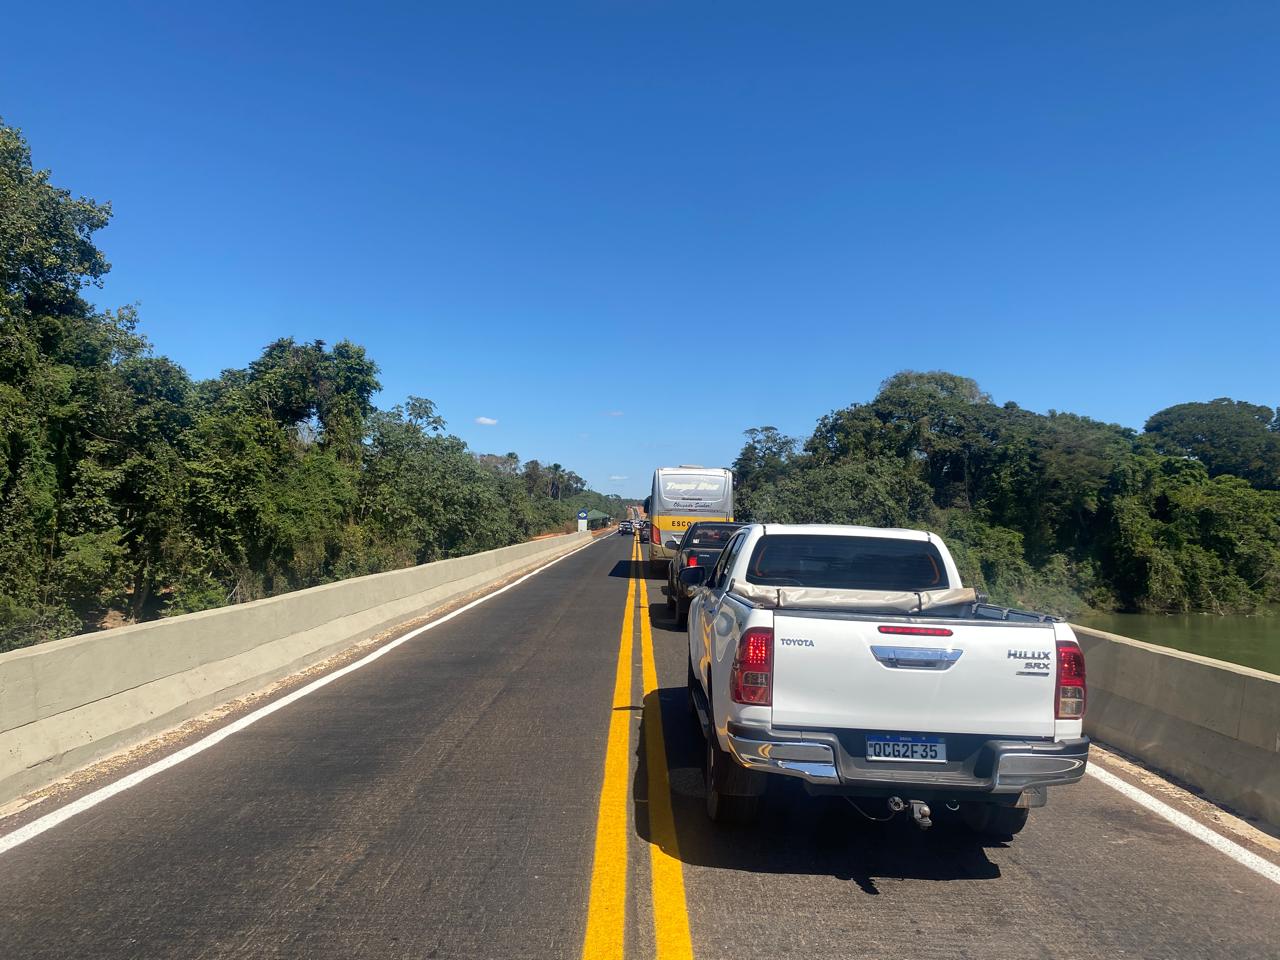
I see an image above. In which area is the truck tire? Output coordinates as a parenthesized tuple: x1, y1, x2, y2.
(675, 596, 690, 629)
(962, 803, 1029, 837)
(665, 582, 676, 612)
(649, 558, 664, 579)
(705, 734, 761, 825)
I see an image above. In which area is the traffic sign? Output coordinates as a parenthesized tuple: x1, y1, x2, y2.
(577, 509, 588, 520)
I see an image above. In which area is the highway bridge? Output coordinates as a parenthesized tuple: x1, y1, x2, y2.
(1, 533, 1278, 959)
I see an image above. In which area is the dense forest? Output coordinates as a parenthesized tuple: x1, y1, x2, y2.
(733, 373, 1280, 616)
(0, 121, 627, 651)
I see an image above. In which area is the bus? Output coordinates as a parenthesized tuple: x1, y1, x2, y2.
(644, 465, 735, 575)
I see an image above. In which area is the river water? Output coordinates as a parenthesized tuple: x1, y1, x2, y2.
(1074, 610, 1280, 676)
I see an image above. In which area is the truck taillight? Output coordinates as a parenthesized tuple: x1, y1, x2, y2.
(1056, 639, 1086, 719)
(651, 523, 660, 545)
(729, 628, 773, 706)
(687, 554, 697, 567)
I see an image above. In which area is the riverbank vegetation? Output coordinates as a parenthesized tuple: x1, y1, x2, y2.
(733, 373, 1280, 617)
(0, 121, 626, 650)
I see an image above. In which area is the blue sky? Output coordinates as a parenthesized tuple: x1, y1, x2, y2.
(3, 2, 1277, 498)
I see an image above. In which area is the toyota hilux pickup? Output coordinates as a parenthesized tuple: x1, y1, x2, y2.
(682, 523, 1089, 836)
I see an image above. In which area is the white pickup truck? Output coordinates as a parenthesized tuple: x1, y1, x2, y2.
(681, 523, 1089, 836)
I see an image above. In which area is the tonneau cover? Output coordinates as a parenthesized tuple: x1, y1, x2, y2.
(729, 583, 978, 613)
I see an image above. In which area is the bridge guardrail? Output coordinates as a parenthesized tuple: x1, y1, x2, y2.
(0, 532, 592, 807)
(1071, 625, 1279, 828)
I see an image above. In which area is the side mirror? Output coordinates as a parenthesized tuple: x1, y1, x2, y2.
(664, 539, 680, 550)
(679, 566, 709, 587)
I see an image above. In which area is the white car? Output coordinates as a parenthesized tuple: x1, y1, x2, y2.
(683, 524, 1088, 834)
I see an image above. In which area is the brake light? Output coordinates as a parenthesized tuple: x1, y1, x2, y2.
(687, 554, 697, 567)
(729, 628, 773, 705)
(651, 523, 660, 545)
(877, 625, 954, 637)
(1056, 639, 1086, 719)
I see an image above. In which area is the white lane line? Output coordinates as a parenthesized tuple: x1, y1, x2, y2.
(1087, 764, 1280, 886)
(0, 538, 602, 858)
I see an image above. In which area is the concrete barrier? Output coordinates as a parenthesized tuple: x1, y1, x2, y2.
(1071, 625, 1280, 828)
(0, 532, 595, 807)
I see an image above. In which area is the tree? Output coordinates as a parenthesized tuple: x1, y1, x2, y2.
(730, 369, 1280, 616)
(733, 427, 797, 491)
(0, 116, 638, 648)
(1, 119, 132, 646)
(1145, 399, 1280, 489)
(740, 459, 936, 529)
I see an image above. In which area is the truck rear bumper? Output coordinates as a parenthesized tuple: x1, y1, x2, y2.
(726, 733, 843, 784)
(725, 723, 1089, 797)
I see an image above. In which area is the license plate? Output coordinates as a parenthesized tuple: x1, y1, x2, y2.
(865, 734, 946, 763)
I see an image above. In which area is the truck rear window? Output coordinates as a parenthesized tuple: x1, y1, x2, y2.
(683, 524, 741, 547)
(744, 535, 947, 591)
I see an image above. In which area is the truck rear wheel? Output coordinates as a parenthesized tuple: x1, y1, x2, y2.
(705, 734, 761, 825)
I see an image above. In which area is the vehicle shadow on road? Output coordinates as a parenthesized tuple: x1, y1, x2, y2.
(607, 559, 666, 580)
(608, 559, 643, 579)
(634, 604, 1005, 893)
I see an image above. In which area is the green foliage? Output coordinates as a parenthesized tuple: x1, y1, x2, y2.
(1145, 398, 1280, 489)
(738, 460, 935, 529)
(735, 370, 1280, 617)
(940, 514, 1097, 617)
(1098, 458, 1280, 613)
(733, 426, 798, 493)
(0, 119, 616, 650)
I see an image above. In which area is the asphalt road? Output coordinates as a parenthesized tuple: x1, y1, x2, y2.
(1, 534, 1278, 959)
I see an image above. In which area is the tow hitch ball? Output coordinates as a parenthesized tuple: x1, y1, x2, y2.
(887, 796, 932, 830)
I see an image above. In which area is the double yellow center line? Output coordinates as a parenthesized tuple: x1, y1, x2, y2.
(580, 537, 694, 960)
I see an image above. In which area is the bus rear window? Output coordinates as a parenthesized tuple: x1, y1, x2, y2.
(744, 535, 946, 591)
(660, 476, 727, 502)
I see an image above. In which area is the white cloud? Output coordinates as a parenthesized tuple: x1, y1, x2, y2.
(606, 411, 624, 417)
(609, 474, 628, 481)
(474, 416, 498, 426)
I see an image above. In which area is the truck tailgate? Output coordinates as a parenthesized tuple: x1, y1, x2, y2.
(771, 614, 1058, 738)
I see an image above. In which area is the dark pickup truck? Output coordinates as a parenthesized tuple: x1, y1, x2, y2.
(664, 521, 743, 626)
